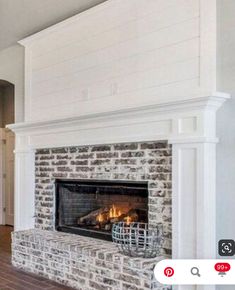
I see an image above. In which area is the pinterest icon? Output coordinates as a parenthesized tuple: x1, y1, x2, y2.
(164, 267, 174, 277)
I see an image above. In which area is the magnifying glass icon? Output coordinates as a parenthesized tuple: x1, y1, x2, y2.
(191, 267, 201, 277)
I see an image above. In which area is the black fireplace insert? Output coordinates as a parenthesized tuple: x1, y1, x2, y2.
(55, 179, 148, 241)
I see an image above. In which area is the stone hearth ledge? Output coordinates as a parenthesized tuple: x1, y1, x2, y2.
(12, 229, 170, 290)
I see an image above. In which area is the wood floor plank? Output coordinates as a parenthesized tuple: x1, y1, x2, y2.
(0, 226, 74, 290)
(0, 264, 55, 289)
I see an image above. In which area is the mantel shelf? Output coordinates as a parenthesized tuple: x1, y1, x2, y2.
(7, 93, 229, 134)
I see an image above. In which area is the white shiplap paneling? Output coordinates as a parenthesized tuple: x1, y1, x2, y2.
(31, 0, 199, 70)
(19, 0, 217, 122)
(31, 0, 199, 59)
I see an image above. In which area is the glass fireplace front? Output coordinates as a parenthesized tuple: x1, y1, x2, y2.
(55, 179, 148, 241)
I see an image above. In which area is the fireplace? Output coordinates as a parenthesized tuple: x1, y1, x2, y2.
(34, 141, 172, 253)
(55, 179, 148, 241)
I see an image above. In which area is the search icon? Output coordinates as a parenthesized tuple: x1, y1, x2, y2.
(191, 267, 201, 277)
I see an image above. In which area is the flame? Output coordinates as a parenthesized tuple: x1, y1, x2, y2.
(97, 205, 123, 224)
(109, 205, 122, 218)
(97, 213, 104, 223)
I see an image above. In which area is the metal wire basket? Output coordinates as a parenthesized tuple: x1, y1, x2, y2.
(112, 222, 164, 258)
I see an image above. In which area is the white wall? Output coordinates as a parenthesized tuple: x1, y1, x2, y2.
(216, 3, 235, 289)
(0, 45, 24, 123)
(20, 0, 217, 123)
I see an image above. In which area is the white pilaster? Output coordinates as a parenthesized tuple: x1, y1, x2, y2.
(171, 141, 216, 290)
(14, 136, 35, 230)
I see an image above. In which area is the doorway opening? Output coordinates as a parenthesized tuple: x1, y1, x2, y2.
(0, 80, 15, 226)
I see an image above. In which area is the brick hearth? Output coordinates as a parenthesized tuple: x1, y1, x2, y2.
(12, 229, 170, 290)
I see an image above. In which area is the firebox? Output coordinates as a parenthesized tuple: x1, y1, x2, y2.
(55, 179, 148, 241)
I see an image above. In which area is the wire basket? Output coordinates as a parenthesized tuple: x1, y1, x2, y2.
(112, 222, 164, 258)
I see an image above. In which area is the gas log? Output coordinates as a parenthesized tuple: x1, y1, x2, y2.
(78, 207, 109, 225)
(77, 205, 147, 231)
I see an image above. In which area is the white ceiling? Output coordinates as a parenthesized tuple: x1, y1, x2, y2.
(0, 0, 107, 51)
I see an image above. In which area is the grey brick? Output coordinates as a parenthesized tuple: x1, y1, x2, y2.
(34, 140, 172, 256)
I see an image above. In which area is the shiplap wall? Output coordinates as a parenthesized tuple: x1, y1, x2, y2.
(20, 0, 217, 122)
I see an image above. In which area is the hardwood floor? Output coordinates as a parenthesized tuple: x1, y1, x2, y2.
(0, 226, 74, 290)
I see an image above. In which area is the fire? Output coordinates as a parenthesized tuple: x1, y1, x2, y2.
(96, 205, 124, 224)
(109, 205, 122, 218)
(97, 213, 104, 223)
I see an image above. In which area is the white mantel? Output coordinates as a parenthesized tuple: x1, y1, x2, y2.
(9, 94, 228, 147)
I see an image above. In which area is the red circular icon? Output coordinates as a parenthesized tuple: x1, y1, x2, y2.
(164, 267, 174, 277)
(214, 263, 231, 272)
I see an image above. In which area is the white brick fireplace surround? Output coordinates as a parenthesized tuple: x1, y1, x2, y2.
(6, 0, 231, 289)
(8, 94, 228, 290)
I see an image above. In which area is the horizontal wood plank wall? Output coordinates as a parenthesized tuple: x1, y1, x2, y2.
(22, 0, 212, 122)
